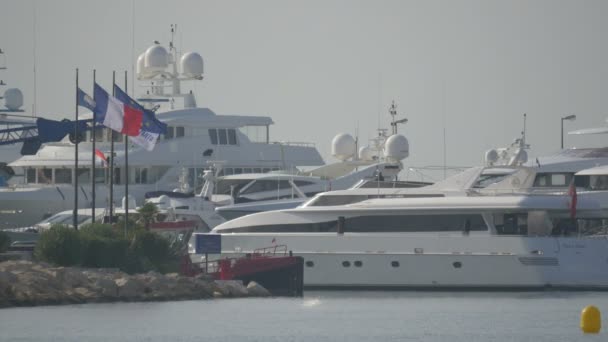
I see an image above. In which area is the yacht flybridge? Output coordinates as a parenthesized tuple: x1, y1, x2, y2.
(0, 37, 323, 228)
(198, 164, 608, 289)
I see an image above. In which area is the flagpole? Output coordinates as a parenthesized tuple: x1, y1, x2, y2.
(73, 68, 79, 230)
(91, 69, 96, 224)
(109, 71, 115, 224)
(124, 70, 129, 237)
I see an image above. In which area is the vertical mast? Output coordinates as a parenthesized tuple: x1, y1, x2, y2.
(109, 71, 115, 224)
(73, 68, 79, 230)
(124, 70, 129, 236)
(91, 69, 96, 224)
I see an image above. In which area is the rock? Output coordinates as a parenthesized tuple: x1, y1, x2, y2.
(115, 277, 145, 299)
(246, 281, 271, 297)
(92, 277, 118, 298)
(215, 280, 248, 297)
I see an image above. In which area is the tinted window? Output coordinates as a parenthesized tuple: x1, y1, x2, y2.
(344, 214, 487, 232)
(55, 169, 72, 184)
(209, 129, 218, 145)
(26, 168, 36, 183)
(228, 129, 237, 145)
(176, 126, 185, 137)
(218, 129, 228, 145)
(294, 180, 316, 187)
(221, 214, 487, 233)
(165, 126, 175, 139)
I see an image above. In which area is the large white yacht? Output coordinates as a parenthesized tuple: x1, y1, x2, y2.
(198, 165, 608, 289)
(0, 39, 323, 228)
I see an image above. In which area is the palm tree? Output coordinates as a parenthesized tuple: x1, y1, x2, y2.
(137, 202, 159, 231)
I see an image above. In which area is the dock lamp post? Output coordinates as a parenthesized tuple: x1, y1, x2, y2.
(561, 114, 576, 149)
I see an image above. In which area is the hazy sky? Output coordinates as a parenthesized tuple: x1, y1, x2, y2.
(1, 0, 607, 181)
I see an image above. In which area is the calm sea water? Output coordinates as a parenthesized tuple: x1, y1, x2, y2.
(1, 291, 607, 341)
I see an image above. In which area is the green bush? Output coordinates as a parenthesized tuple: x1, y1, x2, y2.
(33, 222, 180, 274)
(132, 231, 169, 264)
(34, 225, 82, 266)
(0, 230, 10, 253)
(78, 223, 126, 269)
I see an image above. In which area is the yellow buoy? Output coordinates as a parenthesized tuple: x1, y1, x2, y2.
(580, 305, 601, 334)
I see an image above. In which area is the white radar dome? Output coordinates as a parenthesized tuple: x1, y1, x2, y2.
(358, 146, 376, 161)
(485, 149, 499, 165)
(383, 134, 409, 161)
(136, 53, 149, 78)
(4, 88, 23, 111)
(331, 133, 356, 161)
(508, 148, 528, 166)
(180, 52, 204, 78)
(144, 44, 169, 72)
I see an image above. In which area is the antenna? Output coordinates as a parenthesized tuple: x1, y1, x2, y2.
(32, 1, 38, 116)
(519, 113, 530, 150)
(388, 100, 408, 135)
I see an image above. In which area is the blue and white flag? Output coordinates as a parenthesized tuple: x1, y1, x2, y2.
(77, 88, 96, 112)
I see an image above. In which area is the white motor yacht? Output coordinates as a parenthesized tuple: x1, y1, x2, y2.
(199, 165, 608, 289)
(0, 38, 323, 228)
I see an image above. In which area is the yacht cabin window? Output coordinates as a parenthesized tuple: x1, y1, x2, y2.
(165, 127, 175, 139)
(494, 213, 528, 235)
(107, 129, 123, 143)
(55, 169, 72, 184)
(176, 126, 185, 138)
(208, 129, 238, 145)
(239, 125, 268, 143)
(533, 173, 572, 188)
(26, 168, 36, 183)
(590, 175, 608, 190)
(220, 214, 488, 233)
(218, 129, 228, 145)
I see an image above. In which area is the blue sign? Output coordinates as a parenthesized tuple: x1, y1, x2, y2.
(195, 234, 222, 254)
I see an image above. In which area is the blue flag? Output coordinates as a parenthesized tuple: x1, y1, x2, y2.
(77, 88, 96, 112)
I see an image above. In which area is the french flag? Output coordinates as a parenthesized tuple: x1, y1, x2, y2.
(93, 83, 143, 137)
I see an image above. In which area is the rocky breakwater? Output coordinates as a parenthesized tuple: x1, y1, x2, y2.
(0, 260, 271, 308)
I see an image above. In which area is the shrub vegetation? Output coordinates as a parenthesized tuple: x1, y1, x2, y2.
(0, 230, 10, 253)
(34, 221, 181, 274)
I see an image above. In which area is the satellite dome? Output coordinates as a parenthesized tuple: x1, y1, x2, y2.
(331, 133, 356, 161)
(508, 148, 528, 166)
(136, 52, 149, 78)
(485, 149, 499, 165)
(383, 134, 409, 162)
(358, 146, 376, 161)
(144, 44, 169, 72)
(4, 88, 23, 111)
(180, 52, 204, 78)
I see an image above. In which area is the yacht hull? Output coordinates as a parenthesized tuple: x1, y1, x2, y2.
(191, 233, 608, 289)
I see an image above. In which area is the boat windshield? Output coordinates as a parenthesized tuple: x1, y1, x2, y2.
(215, 179, 253, 196)
(38, 213, 91, 226)
(306, 195, 370, 207)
